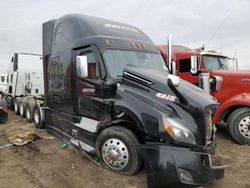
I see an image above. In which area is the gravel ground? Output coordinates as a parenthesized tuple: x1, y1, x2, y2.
(0, 111, 249, 188)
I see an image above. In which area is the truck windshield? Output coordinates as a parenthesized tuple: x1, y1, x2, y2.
(103, 49, 167, 77)
(203, 55, 232, 70)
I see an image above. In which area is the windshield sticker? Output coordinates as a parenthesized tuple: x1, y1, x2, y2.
(156, 93, 177, 101)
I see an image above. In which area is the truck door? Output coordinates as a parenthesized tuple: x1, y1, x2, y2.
(75, 45, 105, 120)
(178, 58, 199, 85)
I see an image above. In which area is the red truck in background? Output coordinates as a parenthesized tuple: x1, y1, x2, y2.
(157, 42, 250, 145)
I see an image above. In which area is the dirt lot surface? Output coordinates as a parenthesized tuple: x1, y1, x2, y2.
(0, 112, 249, 188)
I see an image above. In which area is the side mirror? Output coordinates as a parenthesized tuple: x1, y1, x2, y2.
(168, 74, 180, 87)
(190, 55, 198, 74)
(76, 56, 88, 78)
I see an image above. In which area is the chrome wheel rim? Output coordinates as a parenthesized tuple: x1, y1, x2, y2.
(20, 103, 24, 115)
(14, 101, 18, 112)
(102, 138, 129, 170)
(34, 110, 39, 125)
(238, 116, 250, 139)
(26, 108, 30, 120)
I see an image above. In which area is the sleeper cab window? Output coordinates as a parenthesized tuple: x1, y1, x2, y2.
(79, 51, 99, 80)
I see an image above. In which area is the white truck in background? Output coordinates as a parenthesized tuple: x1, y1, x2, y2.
(0, 74, 7, 94)
(5, 53, 44, 123)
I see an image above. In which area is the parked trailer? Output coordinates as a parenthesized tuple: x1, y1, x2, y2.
(5, 53, 44, 123)
(36, 14, 225, 187)
(157, 41, 250, 145)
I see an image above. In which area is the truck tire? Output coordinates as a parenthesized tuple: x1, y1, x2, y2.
(228, 107, 250, 145)
(33, 104, 44, 128)
(19, 99, 27, 118)
(25, 101, 35, 123)
(96, 126, 141, 176)
(6, 96, 14, 111)
(13, 97, 21, 115)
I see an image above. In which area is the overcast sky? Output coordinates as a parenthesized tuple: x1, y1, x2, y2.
(0, 0, 250, 72)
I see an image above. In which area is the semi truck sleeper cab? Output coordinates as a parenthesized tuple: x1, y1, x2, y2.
(37, 14, 225, 187)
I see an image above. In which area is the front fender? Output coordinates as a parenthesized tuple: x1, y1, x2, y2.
(114, 88, 171, 140)
(213, 93, 250, 124)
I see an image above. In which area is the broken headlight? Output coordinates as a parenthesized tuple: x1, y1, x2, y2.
(162, 116, 196, 145)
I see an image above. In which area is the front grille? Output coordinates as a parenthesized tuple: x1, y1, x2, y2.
(206, 109, 213, 140)
(204, 106, 217, 146)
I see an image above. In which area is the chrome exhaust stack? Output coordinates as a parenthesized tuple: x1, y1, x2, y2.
(167, 34, 177, 75)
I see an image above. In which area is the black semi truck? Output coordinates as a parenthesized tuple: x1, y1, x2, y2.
(36, 14, 225, 187)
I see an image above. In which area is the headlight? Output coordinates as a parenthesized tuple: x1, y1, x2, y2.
(162, 116, 196, 145)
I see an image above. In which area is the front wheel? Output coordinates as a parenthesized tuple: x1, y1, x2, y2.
(96, 126, 141, 176)
(228, 107, 250, 145)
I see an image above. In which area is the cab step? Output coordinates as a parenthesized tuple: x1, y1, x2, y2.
(70, 138, 95, 153)
(70, 138, 101, 166)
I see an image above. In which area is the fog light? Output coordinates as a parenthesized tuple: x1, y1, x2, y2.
(178, 168, 193, 183)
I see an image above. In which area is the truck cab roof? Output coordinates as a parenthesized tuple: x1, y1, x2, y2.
(158, 44, 228, 58)
(160, 44, 192, 53)
(200, 51, 228, 58)
(43, 14, 158, 56)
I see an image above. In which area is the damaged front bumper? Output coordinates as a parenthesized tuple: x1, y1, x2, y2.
(140, 143, 226, 188)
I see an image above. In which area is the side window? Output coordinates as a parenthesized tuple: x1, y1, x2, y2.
(179, 58, 191, 73)
(1, 76, 4, 82)
(80, 51, 99, 80)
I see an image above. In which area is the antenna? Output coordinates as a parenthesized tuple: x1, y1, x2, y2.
(233, 52, 237, 59)
(206, 6, 234, 47)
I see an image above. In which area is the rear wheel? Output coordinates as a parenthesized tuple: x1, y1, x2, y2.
(6, 96, 14, 111)
(25, 101, 35, 123)
(14, 97, 21, 115)
(228, 107, 250, 145)
(33, 104, 44, 128)
(96, 126, 141, 176)
(19, 100, 27, 118)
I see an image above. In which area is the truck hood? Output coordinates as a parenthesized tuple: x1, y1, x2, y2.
(211, 70, 250, 78)
(124, 67, 217, 107)
(117, 66, 219, 146)
(210, 70, 250, 103)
